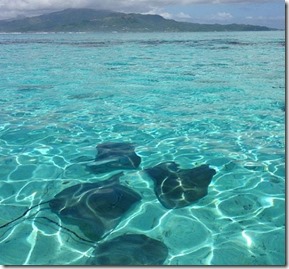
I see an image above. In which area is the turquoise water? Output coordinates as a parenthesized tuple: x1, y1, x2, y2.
(0, 31, 285, 265)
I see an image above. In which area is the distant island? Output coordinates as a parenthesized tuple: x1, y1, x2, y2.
(0, 8, 277, 33)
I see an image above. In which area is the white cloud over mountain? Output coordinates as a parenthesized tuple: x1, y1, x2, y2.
(0, 0, 281, 20)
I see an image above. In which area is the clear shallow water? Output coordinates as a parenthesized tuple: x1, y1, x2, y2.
(0, 31, 285, 265)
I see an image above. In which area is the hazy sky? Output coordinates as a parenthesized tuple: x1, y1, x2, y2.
(0, 0, 285, 29)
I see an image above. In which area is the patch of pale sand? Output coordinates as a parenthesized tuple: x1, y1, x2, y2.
(210, 241, 265, 265)
(216, 193, 262, 219)
(210, 222, 285, 265)
(168, 246, 213, 265)
(243, 228, 285, 265)
(160, 213, 211, 251)
(257, 199, 285, 227)
(0, 216, 93, 265)
(205, 182, 284, 265)
(211, 171, 257, 192)
(0, 225, 34, 265)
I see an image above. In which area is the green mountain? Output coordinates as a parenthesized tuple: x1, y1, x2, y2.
(0, 8, 275, 32)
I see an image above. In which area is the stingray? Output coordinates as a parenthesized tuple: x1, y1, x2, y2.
(145, 162, 216, 209)
(87, 234, 168, 265)
(0, 173, 141, 242)
(86, 142, 142, 174)
(49, 172, 141, 241)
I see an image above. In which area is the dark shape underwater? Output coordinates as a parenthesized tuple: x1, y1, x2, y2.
(49, 172, 141, 241)
(145, 162, 216, 209)
(86, 142, 141, 174)
(88, 234, 168, 265)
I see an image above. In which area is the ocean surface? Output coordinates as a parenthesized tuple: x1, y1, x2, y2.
(0, 31, 285, 265)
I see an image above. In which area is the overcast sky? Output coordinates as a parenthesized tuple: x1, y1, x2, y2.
(0, 0, 285, 29)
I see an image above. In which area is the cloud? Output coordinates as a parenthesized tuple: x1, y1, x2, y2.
(213, 12, 233, 20)
(0, 0, 283, 20)
(0, 0, 90, 19)
(144, 8, 192, 21)
(143, 8, 173, 19)
(245, 15, 285, 23)
(176, 12, 192, 19)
